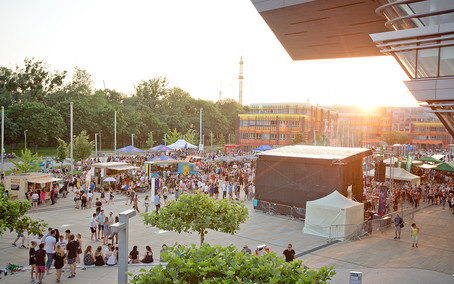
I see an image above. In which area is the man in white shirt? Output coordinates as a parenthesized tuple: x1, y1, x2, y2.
(44, 229, 56, 274)
(90, 213, 98, 241)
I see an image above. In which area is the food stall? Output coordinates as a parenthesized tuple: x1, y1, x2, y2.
(4, 173, 60, 201)
(90, 162, 139, 187)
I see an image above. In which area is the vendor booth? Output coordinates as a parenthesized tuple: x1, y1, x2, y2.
(90, 162, 139, 187)
(167, 139, 198, 150)
(303, 191, 364, 240)
(4, 173, 61, 200)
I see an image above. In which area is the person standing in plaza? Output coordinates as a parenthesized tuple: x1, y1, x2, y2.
(283, 244, 295, 262)
(44, 229, 56, 275)
(394, 213, 403, 239)
(411, 223, 420, 248)
(144, 195, 150, 212)
(53, 245, 66, 283)
(155, 192, 161, 214)
(96, 210, 106, 239)
(133, 194, 141, 213)
(29, 241, 37, 282)
(90, 213, 97, 241)
(35, 243, 46, 284)
(66, 234, 79, 279)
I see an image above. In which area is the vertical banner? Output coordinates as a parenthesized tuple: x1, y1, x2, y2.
(378, 185, 387, 216)
(151, 178, 155, 201)
(155, 178, 160, 194)
(406, 155, 413, 172)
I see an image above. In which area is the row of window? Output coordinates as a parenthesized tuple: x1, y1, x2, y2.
(411, 135, 447, 140)
(412, 127, 447, 132)
(394, 44, 454, 79)
(249, 109, 310, 115)
(239, 133, 296, 141)
(240, 120, 303, 128)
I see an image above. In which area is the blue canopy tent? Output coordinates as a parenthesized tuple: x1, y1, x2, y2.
(253, 145, 274, 152)
(148, 155, 176, 162)
(116, 145, 145, 153)
(149, 145, 174, 151)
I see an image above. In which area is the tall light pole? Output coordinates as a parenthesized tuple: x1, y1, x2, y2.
(199, 108, 203, 147)
(99, 130, 102, 153)
(114, 111, 117, 156)
(70, 102, 74, 175)
(95, 133, 98, 156)
(1, 106, 4, 172)
(164, 134, 166, 146)
(24, 130, 28, 151)
(228, 133, 231, 145)
(131, 134, 134, 147)
(210, 132, 212, 147)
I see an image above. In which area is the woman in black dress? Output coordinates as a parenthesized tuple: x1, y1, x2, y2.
(29, 241, 37, 282)
(54, 245, 66, 283)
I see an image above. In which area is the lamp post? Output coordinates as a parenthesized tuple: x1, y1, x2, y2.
(114, 111, 117, 157)
(95, 133, 98, 156)
(99, 130, 102, 153)
(1, 106, 4, 172)
(164, 134, 166, 146)
(200, 108, 203, 148)
(132, 134, 134, 147)
(70, 102, 73, 175)
(24, 130, 28, 151)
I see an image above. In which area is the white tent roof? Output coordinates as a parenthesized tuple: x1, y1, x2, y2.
(365, 167, 420, 185)
(303, 191, 364, 240)
(307, 190, 360, 210)
(167, 139, 198, 149)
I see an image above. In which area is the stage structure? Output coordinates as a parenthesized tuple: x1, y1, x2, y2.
(254, 145, 372, 217)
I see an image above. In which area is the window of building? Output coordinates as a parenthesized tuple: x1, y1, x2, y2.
(439, 46, 454, 76)
(416, 48, 439, 78)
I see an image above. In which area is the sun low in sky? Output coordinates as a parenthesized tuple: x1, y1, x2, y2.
(0, 0, 417, 108)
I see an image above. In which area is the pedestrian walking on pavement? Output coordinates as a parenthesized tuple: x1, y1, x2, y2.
(411, 223, 420, 248)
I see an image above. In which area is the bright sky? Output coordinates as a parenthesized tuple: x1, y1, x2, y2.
(0, 0, 418, 108)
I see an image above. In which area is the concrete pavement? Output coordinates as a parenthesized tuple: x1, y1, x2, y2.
(0, 190, 452, 283)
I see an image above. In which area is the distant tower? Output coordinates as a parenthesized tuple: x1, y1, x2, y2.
(219, 90, 222, 101)
(238, 57, 244, 105)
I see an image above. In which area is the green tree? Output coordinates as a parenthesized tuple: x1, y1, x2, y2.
(73, 130, 94, 162)
(55, 138, 69, 166)
(165, 128, 183, 145)
(293, 133, 305, 145)
(218, 133, 226, 145)
(6, 102, 66, 152)
(129, 243, 335, 284)
(216, 98, 248, 135)
(142, 194, 248, 245)
(382, 131, 409, 145)
(8, 149, 42, 173)
(0, 185, 47, 235)
(184, 127, 199, 145)
(146, 132, 155, 148)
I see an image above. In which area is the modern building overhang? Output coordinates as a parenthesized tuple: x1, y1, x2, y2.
(251, 0, 388, 60)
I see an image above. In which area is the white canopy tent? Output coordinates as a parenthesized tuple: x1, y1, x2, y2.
(303, 191, 364, 240)
(365, 167, 420, 185)
(167, 139, 198, 150)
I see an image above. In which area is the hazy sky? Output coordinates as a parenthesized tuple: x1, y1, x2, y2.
(0, 0, 418, 107)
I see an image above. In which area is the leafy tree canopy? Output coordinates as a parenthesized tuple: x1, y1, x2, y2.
(142, 193, 248, 245)
(73, 130, 94, 162)
(8, 149, 42, 173)
(55, 138, 69, 166)
(129, 244, 336, 284)
(382, 131, 409, 145)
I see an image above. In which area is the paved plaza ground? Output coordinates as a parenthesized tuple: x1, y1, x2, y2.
(0, 190, 453, 283)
